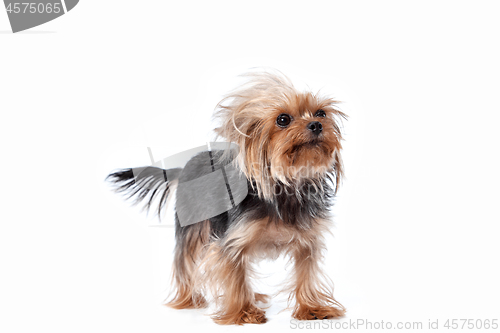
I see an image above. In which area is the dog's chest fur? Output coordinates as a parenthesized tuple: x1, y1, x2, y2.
(209, 177, 335, 253)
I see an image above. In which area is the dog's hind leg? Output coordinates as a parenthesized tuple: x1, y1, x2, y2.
(166, 218, 210, 309)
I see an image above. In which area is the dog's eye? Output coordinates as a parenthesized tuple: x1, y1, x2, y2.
(276, 114, 292, 127)
(315, 109, 326, 118)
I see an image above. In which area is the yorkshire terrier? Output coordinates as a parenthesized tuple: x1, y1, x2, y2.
(107, 71, 347, 325)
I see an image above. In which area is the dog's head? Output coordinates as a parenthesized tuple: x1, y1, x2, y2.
(214, 71, 346, 200)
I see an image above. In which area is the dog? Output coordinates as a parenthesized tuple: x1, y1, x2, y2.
(107, 71, 347, 325)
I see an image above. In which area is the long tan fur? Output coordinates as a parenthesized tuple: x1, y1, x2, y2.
(165, 70, 346, 324)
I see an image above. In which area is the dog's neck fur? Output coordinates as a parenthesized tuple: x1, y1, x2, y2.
(246, 174, 335, 229)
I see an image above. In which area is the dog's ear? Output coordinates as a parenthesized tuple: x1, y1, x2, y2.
(330, 106, 347, 194)
(332, 150, 344, 195)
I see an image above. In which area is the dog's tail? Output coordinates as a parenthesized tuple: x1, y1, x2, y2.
(106, 166, 182, 217)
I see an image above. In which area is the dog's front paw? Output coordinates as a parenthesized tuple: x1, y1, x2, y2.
(213, 305, 267, 325)
(292, 305, 345, 320)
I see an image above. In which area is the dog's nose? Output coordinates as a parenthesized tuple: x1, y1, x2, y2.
(307, 121, 323, 135)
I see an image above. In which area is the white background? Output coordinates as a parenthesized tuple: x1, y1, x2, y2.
(1, 1, 499, 332)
